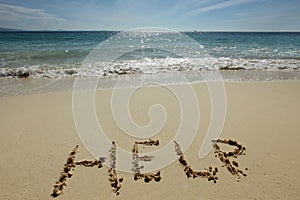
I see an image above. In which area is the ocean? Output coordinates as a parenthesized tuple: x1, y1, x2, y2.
(0, 31, 299, 79)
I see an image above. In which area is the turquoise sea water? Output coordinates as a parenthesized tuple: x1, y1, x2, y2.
(0, 31, 299, 78)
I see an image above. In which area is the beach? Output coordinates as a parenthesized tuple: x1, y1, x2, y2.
(1, 2, 300, 200)
(0, 79, 299, 200)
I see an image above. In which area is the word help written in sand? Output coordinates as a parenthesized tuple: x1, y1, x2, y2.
(51, 139, 248, 197)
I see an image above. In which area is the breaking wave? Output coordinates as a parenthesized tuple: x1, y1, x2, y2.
(0, 57, 299, 79)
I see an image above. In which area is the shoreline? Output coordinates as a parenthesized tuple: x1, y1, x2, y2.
(0, 70, 299, 97)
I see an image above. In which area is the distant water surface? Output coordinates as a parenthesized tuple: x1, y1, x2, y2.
(0, 31, 299, 79)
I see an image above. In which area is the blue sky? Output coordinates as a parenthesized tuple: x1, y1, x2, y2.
(0, 0, 299, 31)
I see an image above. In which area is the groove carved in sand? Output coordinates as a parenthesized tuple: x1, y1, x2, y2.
(51, 138, 248, 197)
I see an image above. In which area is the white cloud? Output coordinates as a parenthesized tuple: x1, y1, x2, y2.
(184, 0, 257, 16)
(0, 3, 66, 29)
(225, 0, 300, 31)
(172, 0, 213, 13)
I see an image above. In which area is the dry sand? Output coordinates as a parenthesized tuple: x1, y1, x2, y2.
(0, 80, 300, 200)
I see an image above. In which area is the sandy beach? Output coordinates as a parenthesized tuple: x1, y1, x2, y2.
(0, 79, 300, 200)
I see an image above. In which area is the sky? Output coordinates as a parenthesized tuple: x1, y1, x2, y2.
(0, 0, 299, 31)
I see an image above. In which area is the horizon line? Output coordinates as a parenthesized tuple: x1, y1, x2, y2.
(1, 27, 300, 33)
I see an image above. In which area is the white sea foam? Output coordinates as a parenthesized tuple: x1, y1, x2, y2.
(0, 57, 299, 79)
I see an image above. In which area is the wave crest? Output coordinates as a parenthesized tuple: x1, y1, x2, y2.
(0, 57, 299, 78)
